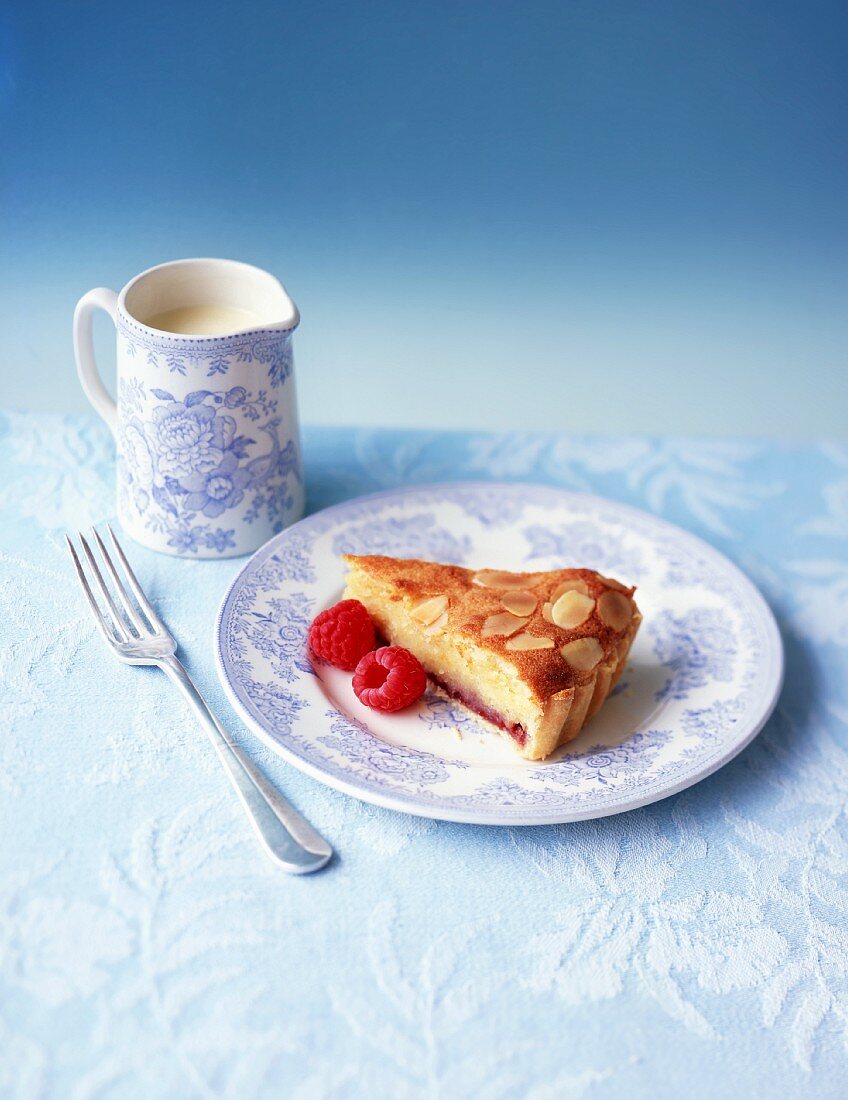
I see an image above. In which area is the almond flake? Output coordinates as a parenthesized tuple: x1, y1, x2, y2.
(551, 590, 595, 630)
(424, 611, 449, 635)
(542, 601, 554, 624)
(551, 578, 589, 600)
(411, 594, 449, 625)
(501, 590, 537, 616)
(560, 637, 603, 671)
(598, 574, 629, 593)
(482, 611, 529, 637)
(473, 570, 543, 590)
(597, 590, 633, 632)
(505, 632, 556, 651)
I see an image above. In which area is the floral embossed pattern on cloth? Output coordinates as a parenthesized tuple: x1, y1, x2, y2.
(0, 415, 846, 1099)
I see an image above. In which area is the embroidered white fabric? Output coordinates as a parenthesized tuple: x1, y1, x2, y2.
(1, 415, 845, 1098)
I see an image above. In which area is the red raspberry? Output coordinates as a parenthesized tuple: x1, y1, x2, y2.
(308, 600, 375, 670)
(352, 646, 428, 712)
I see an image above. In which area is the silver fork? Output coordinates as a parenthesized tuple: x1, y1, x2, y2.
(66, 526, 333, 874)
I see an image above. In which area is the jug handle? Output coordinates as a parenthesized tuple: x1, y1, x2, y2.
(73, 287, 119, 437)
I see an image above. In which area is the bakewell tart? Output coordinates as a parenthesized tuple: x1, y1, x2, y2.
(342, 555, 641, 761)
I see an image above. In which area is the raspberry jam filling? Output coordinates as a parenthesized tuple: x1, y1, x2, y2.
(429, 674, 527, 747)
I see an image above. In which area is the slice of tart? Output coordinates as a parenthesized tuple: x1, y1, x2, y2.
(343, 555, 641, 761)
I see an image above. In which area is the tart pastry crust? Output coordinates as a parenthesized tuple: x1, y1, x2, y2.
(343, 555, 641, 761)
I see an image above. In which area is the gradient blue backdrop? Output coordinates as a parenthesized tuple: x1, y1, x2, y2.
(1, 0, 846, 436)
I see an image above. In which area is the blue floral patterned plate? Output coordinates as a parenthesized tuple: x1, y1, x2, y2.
(214, 483, 783, 825)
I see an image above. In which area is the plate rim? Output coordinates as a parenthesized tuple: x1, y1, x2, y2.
(214, 480, 785, 826)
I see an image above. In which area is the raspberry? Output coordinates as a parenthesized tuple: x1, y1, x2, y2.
(352, 646, 427, 713)
(308, 600, 375, 670)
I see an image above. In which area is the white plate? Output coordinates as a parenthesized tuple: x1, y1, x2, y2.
(214, 482, 783, 825)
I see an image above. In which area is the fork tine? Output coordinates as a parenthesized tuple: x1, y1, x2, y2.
(66, 536, 121, 644)
(78, 533, 130, 641)
(106, 524, 167, 634)
(90, 528, 145, 636)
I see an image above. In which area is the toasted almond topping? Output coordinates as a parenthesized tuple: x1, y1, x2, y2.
(505, 632, 556, 651)
(597, 590, 633, 632)
(473, 569, 543, 590)
(424, 611, 449, 635)
(551, 590, 596, 630)
(551, 578, 589, 600)
(598, 573, 629, 593)
(410, 594, 449, 625)
(501, 590, 537, 616)
(542, 601, 554, 624)
(482, 611, 529, 637)
(560, 637, 604, 671)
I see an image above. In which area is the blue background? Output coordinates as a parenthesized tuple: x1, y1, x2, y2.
(1, 0, 846, 436)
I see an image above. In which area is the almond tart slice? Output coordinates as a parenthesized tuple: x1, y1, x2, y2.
(342, 554, 641, 761)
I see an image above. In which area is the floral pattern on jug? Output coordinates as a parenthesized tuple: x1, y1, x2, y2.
(117, 374, 302, 557)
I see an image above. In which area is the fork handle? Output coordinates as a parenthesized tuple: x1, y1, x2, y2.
(158, 655, 332, 873)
